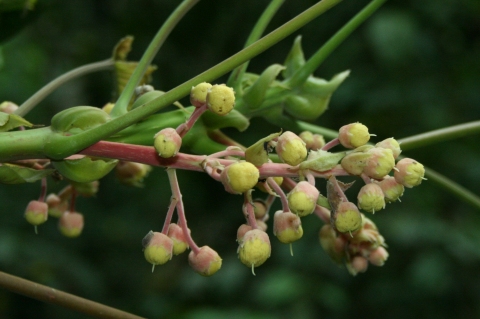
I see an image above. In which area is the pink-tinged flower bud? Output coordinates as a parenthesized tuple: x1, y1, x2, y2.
(346, 255, 368, 276)
(167, 223, 190, 255)
(101, 102, 115, 114)
(334, 202, 362, 234)
(357, 183, 385, 213)
(46, 194, 68, 218)
(154, 128, 182, 158)
(206, 84, 235, 116)
(237, 224, 254, 242)
(24, 200, 48, 226)
(71, 180, 99, 197)
(287, 181, 320, 217)
(252, 199, 268, 220)
(338, 123, 370, 148)
(221, 161, 260, 194)
(115, 161, 152, 187)
(276, 131, 307, 166)
(375, 176, 404, 203)
(256, 220, 268, 232)
(188, 246, 222, 276)
(190, 82, 213, 107)
(368, 246, 389, 266)
(0, 101, 19, 114)
(376, 138, 401, 159)
(142, 231, 174, 269)
(340, 151, 371, 175)
(311, 134, 326, 150)
(256, 176, 283, 194)
(319, 224, 346, 264)
(273, 211, 303, 244)
(58, 211, 84, 238)
(238, 229, 271, 273)
(299, 131, 314, 149)
(394, 158, 425, 188)
(363, 147, 395, 179)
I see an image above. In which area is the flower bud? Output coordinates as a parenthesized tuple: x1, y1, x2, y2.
(276, 131, 307, 166)
(190, 82, 212, 107)
(311, 134, 326, 150)
(46, 194, 68, 218)
(255, 220, 268, 232)
(256, 176, 283, 194)
(221, 161, 260, 194)
(206, 84, 235, 116)
(375, 176, 404, 203)
(142, 231, 173, 269)
(338, 123, 370, 148)
(346, 255, 368, 276)
(363, 147, 395, 179)
(58, 211, 84, 238)
(299, 131, 314, 148)
(340, 151, 371, 175)
(368, 246, 389, 266)
(154, 128, 182, 158)
(115, 161, 152, 187)
(394, 158, 425, 188)
(24, 200, 48, 226)
(167, 223, 190, 255)
(71, 181, 99, 197)
(237, 224, 253, 242)
(357, 183, 385, 213)
(376, 138, 401, 159)
(334, 202, 362, 234)
(238, 229, 271, 272)
(0, 101, 19, 114)
(319, 224, 346, 264)
(252, 200, 268, 220)
(273, 211, 303, 243)
(188, 246, 222, 276)
(287, 181, 320, 217)
(101, 102, 115, 114)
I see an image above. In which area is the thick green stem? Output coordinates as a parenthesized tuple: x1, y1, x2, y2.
(0, 127, 52, 161)
(110, 0, 200, 117)
(14, 59, 115, 117)
(227, 0, 285, 93)
(287, 0, 387, 88)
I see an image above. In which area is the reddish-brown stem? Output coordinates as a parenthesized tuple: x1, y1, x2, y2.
(161, 197, 178, 234)
(166, 168, 200, 254)
(322, 137, 340, 151)
(0, 271, 145, 319)
(69, 187, 77, 213)
(175, 104, 208, 138)
(243, 191, 258, 228)
(267, 177, 289, 213)
(38, 177, 47, 202)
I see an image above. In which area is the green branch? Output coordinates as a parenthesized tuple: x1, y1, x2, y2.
(110, 0, 200, 117)
(14, 59, 115, 117)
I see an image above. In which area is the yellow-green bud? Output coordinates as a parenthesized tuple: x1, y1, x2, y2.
(46, 194, 68, 218)
(357, 183, 385, 213)
(206, 84, 235, 116)
(276, 131, 307, 166)
(58, 211, 84, 238)
(142, 231, 174, 267)
(154, 128, 182, 158)
(24, 200, 48, 226)
(238, 229, 271, 271)
(115, 161, 152, 187)
(273, 211, 303, 244)
(394, 158, 425, 188)
(221, 161, 260, 194)
(188, 246, 222, 276)
(167, 223, 190, 255)
(338, 123, 370, 149)
(0, 101, 19, 114)
(340, 151, 371, 175)
(190, 82, 213, 107)
(319, 224, 346, 264)
(252, 199, 268, 219)
(287, 181, 320, 217)
(334, 202, 362, 234)
(363, 147, 395, 179)
(375, 176, 404, 202)
(376, 138, 401, 159)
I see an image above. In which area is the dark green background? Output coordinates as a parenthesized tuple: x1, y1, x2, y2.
(1, 0, 479, 318)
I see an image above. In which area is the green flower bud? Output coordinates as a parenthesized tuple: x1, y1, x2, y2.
(338, 123, 370, 149)
(52, 156, 118, 183)
(376, 138, 401, 159)
(273, 211, 303, 244)
(375, 176, 404, 203)
(394, 158, 425, 188)
(357, 183, 385, 213)
(58, 211, 84, 238)
(341, 151, 371, 175)
(167, 223, 190, 255)
(206, 84, 235, 116)
(24, 200, 48, 226)
(190, 82, 212, 107)
(71, 181, 99, 197)
(243, 64, 285, 110)
(287, 181, 320, 217)
(238, 229, 271, 273)
(46, 194, 68, 218)
(0, 101, 19, 114)
(115, 161, 152, 187)
(50, 106, 110, 134)
(188, 246, 222, 276)
(142, 231, 173, 270)
(276, 131, 307, 166)
(334, 202, 362, 234)
(154, 128, 182, 158)
(130, 90, 165, 111)
(221, 161, 260, 194)
(101, 102, 115, 114)
(319, 224, 346, 264)
(282, 35, 305, 79)
(363, 147, 395, 179)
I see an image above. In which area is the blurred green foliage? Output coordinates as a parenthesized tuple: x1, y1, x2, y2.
(1, 0, 480, 318)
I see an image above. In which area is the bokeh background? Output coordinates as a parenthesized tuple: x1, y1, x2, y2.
(1, 0, 480, 318)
